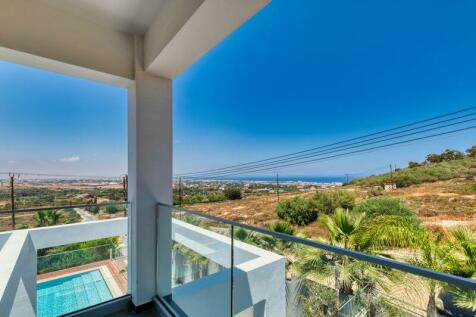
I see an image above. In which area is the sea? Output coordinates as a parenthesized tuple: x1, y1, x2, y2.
(188, 175, 349, 184)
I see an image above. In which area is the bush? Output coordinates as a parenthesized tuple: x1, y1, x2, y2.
(224, 187, 242, 200)
(87, 206, 100, 214)
(354, 197, 418, 222)
(267, 221, 295, 235)
(464, 183, 476, 193)
(426, 149, 465, 163)
(207, 193, 226, 203)
(311, 190, 356, 214)
(105, 205, 125, 214)
(408, 161, 421, 168)
(367, 186, 384, 197)
(352, 157, 476, 188)
(467, 146, 476, 158)
(276, 197, 318, 226)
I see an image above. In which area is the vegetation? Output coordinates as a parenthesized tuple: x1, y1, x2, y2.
(37, 237, 119, 274)
(277, 197, 318, 225)
(312, 190, 356, 214)
(354, 197, 417, 221)
(34, 210, 61, 227)
(467, 146, 476, 158)
(464, 182, 476, 193)
(352, 155, 476, 188)
(224, 186, 242, 200)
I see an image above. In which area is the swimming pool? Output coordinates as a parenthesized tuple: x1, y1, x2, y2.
(37, 269, 112, 317)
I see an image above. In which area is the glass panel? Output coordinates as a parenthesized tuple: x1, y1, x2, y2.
(97, 203, 129, 220)
(167, 206, 232, 317)
(37, 273, 126, 317)
(2, 203, 128, 231)
(0, 211, 13, 231)
(230, 225, 476, 317)
(160, 206, 475, 317)
(36, 237, 128, 317)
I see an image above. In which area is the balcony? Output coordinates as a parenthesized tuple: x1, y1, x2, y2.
(1, 201, 475, 316)
(157, 203, 476, 317)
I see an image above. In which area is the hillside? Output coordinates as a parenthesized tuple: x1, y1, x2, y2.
(351, 156, 476, 188)
(187, 154, 476, 238)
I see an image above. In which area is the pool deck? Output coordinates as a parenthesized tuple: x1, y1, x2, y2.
(37, 259, 128, 295)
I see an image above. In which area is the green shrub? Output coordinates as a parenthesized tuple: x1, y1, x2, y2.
(105, 205, 125, 214)
(276, 197, 318, 226)
(207, 193, 226, 203)
(367, 186, 384, 197)
(224, 187, 242, 200)
(87, 206, 100, 214)
(311, 190, 356, 214)
(464, 183, 476, 193)
(267, 221, 295, 235)
(354, 197, 417, 222)
(467, 146, 476, 158)
(352, 157, 476, 188)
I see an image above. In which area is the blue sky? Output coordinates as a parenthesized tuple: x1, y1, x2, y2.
(2, 0, 476, 178)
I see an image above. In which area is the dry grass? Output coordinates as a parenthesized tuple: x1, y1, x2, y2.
(187, 178, 476, 239)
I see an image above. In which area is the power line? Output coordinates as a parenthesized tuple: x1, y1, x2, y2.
(184, 125, 476, 179)
(180, 116, 476, 178)
(176, 105, 476, 177)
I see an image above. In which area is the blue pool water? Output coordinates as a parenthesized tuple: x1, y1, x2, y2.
(37, 269, 112, 317)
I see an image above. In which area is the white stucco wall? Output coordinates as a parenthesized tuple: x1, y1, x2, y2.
(171, 219, 286, 317)
(0, 231, 37, 317)
(0, 218, 127, 317)
(28, 217, 127, 250)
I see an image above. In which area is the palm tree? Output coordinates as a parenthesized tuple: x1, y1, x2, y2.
(411, 232, 449, 317)
(444, 227, 476, 312)
(46, 210, 61, 226)
(34, 211, 48, 227)
(34, 210, 61, 227)
(294, 209, 421, 317)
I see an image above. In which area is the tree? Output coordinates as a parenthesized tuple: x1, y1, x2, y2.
(426, 149, 465, 164)
(444, 228, 476, 312)
(277, 197, 318, 225)
(35, 210, 61, 227)
(426, 153, 443, 163)
(354, 197, 418, 224)
(411, 232, 450, 317)
(46, 210, 60, 225)
(408, 161, 421, 168)
(293, 210, 421, 317)
(312, 190, 356, 215)
(467, 145, 476, 158)
(224, 186, 242, 200)
(440, 149, 465, 161)
(35, 211, 48, 227)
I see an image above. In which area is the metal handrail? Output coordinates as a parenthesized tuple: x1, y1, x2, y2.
(157, 202, 476, 291)
(0, 201, 130, 214)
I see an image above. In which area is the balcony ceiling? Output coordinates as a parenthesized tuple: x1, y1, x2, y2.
(37, 0, 165, 35)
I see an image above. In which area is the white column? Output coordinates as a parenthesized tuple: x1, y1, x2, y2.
(128, 37, 173, 306)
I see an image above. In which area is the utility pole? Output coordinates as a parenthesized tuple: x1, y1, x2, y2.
(122, 174, 128, 216)
(9, 173, 15, 230)
(276, 173, 280, 202)
(178, 177, 183, 207)
(122, 175, 128, 201)
(389, 164, 393, 182)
